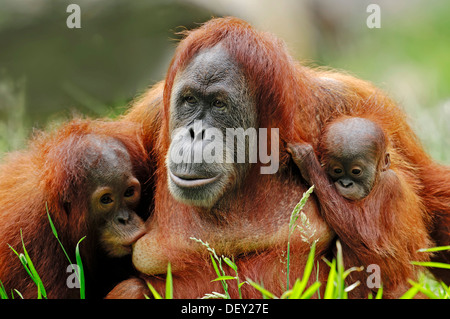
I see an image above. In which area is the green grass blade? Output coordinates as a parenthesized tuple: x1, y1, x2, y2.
(400, 286, 420, 299)
(287, 278, 301, 299)
(16, 253, 34, 280)
(407, 280, 438, 299)
(146, 282, 162, 299)
(9, 245, 35, 289)
(19, 230, 47, 299)
(48, 205, 86, 299)
(0, 280, 8, 299)
(210, 254, 221, 277)
(223, 257, 237, 272)
(417, 245, 450, 253)
(335, 240, 345, 299)
(286, 241, 291, 290)
(300, 282, 321, 299)
(290, 241, 317, 298)
(440, 282, 450, 298)
(47, 208, 73, 266)
(324, 259, 336, 299)
(46, 202, 58, 239)
(246, 279, 277, 299)
(165, 263, 173, 299)
(321, 257, 333, 268)
(300, 242, 317, 291)
(375, 285, 383, 299)
(13, 289, 24, 299)
(208, 254, 229, 298)
(238, 281, 247, 289)
(211, 276, 237, 282)
(7, 244, 19, 257)
(315, 260, 321, 299)
(411, 261, 450, 269)
(75, 236, 86, 299)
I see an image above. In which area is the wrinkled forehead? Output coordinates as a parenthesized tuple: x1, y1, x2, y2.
(175, 44, 244, 88)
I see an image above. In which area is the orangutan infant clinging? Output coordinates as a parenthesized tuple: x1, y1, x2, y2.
(292, 117, 391, 201)
(288, 116, 431, 297)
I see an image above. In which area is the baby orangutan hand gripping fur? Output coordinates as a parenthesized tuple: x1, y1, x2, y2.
(288, 117, 432, 298)
(0, 119, 148, 298)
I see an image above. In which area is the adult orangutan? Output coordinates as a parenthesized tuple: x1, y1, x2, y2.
(0, 119, 149, 298)
(110, 17, 448, 298)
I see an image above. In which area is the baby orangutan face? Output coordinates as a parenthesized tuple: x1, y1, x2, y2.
(322, 118, 390, 201)
(85, 137, 146, 257)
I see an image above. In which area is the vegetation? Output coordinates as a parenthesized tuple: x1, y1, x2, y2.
(1, 189, 449, 299)
(0, 207, 85, 299)
(147, 188, 450, 300)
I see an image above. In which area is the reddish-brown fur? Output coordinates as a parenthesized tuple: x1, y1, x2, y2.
(0, 119, 149, 298)
(112, 17, 449, 298)
(288, 115, 433, 297)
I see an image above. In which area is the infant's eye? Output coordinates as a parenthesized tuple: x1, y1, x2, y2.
(100, 194, 113, 205)
(124, 187, 135, 198)
(334, 168, 343, 174)
(352, 168, 362, 176)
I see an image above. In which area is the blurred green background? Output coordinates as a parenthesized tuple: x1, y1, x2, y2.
(0, 0, 449, 163)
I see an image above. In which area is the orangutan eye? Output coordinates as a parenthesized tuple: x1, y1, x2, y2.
(212, 99, 226, 109)
(100, 194, 113, 205)
(185, 96, 197, 104)
(334, 168, 343, 174)
(352, 168, 362, 176)
(124, 187, 135, 198)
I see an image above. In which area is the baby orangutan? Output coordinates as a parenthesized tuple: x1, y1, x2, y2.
(287, 116, 431, 298)
(300, 116, 391, 201)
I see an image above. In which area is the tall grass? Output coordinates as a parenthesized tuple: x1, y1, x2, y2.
(1, 197, 449, 299)
(286, 185, 315, 290)
(190, 237, 246, 299)
(182, 190, 450, 299)
(0, 205, 86, 299)
(46, 205, 86, 299)
(145, 263, 173, 299)
(7, 230, 47, 299)
(191, 238, 449, 299)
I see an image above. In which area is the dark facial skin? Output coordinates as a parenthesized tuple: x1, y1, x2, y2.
(323, 118, 390, 200)
(167, 44, 257, 208)
(84, 137, 146, 257)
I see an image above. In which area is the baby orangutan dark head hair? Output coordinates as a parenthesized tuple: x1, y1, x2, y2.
(319, 117, 391, 201)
